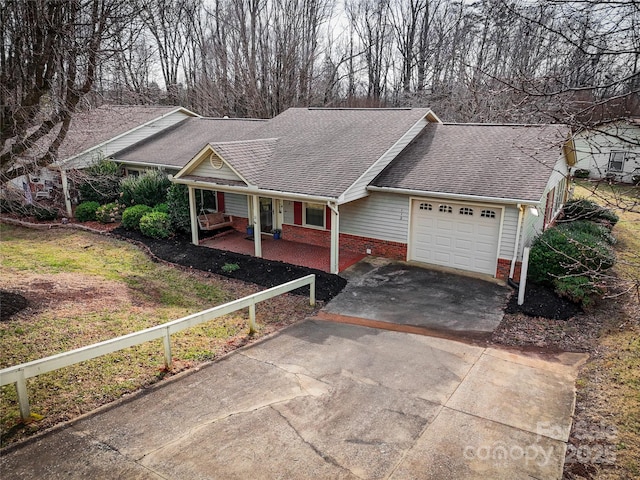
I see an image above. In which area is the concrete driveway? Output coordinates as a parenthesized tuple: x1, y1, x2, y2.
(1, 320, 585, 480)
(322, 257, 509, 338)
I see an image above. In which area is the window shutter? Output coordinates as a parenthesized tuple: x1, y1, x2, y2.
(294, 202, 302, 225)
(216, 192, 225, 212)
(325, 206, 331, 230)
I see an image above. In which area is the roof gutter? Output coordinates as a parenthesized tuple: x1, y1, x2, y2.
(170, 175, 337, 204)
(367, 185, 540, 207)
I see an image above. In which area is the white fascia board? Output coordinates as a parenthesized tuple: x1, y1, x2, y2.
(171, 176, 336, 204)
(367, 185, 540, 207)
(338, 110, 440, 204)
(54, 107, 198, 170)
(116, 160, 179, 170)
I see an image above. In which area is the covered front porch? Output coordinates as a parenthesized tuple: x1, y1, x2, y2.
(199, 230, 366, 273)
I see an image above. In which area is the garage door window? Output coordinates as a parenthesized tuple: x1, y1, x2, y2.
(459, 207, 473, 215)
(419, 203, 433, 210)
(439, 204, 452, 213)
(481, 209, 496, 218)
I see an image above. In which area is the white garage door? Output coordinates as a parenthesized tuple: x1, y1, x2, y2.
(409, 199, 501, 275)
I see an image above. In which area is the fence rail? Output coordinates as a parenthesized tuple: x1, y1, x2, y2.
(0, 274, 316, 421)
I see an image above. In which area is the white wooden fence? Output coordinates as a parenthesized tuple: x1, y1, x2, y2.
(0, 275, 316, 421)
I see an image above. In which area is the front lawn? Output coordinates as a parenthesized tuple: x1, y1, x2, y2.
(0, 224, 316, 445)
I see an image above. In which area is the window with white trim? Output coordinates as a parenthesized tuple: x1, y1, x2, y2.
(459, 207, 473, 216)
(419, 203, 432, 211)
(607, 151, 628, 172)
(304, 203, 325, 228)
(480, 209, 496, 218)
(439, 204, 452, 213)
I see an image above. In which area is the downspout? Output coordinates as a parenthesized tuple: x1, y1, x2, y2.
(508, 204, 525, 287)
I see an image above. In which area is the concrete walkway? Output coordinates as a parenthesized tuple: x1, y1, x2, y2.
(1, 320, 586, 480)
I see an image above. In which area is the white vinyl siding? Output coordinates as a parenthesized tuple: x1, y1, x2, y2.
(64, 110, 192, 169)
(340, 193, 409, 243)
(340, 116, 430, 203)
(224, 193, 248, 217)
(190, 159, 244, 182)
(498, 206, 519, 259)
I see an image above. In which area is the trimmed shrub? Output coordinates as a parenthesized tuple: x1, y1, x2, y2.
(558, 220, 616, 245)
(166, 184, 191, 234)
(562, 198, 619, 228)
(75, 201, 100, 222)
(120, 169, 170, 207)
(153, 203, 169, 214)
(95, 202, 123, 224)
(528, 226, 615, 307)
(553, 276, 601, 308)
(139, 211, 172, 239)
(77, 158, 122, 203)
(121, 205, 153, 230)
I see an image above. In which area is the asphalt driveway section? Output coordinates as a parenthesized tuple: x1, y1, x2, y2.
(323, 257, 510, 335)
(1, 320, 587, 480)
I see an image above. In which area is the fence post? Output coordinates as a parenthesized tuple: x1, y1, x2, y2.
(248, 300, 257, 334)
(163, 328, 172, 370)
(309, 275, 316, 306)
(16, 370, 30, 421)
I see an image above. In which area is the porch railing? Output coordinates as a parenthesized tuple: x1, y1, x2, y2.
(0, 275, 316, 421)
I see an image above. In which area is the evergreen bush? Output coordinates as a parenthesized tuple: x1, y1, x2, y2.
(139, 211, 172, 239)
(122, 205, 153, 230)
(166, 184, 191, 234)
(120, 170, 170, 207)
(562, 198, 619, 228)
(75, 201, 100, 222)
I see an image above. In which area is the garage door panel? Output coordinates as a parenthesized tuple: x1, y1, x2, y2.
(410, 199, 501, 276)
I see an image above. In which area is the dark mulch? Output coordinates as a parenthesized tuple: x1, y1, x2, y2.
(0, 290, 29, 321)
(111, 227, 347, 302)
(505, 282, 582, 320)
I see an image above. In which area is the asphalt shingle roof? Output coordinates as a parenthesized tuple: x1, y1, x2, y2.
(119, 108, 432, 199)
(56, 105, 181, 160)
(372, 123, 570, 202)
(116, 117, 267, 168)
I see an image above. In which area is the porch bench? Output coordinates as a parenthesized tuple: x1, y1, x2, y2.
(198, 212, 233, 231)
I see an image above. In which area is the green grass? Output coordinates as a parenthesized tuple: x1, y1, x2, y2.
(0, 224, 281, 445)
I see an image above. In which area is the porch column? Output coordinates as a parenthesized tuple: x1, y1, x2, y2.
(251, 194, 262, 257)
(188, 186, 199, 245)
(329, 202, 339, 274)
(59, 169, 73, 217)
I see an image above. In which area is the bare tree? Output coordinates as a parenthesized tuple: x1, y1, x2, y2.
(1, 0, 137, 182)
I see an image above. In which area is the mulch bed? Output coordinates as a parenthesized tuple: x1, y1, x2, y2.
(505, 282, 583, 321)
(0, 291, 29, 322)
(111, 227, 347, 303)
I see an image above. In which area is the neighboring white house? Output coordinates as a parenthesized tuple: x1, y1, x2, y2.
(572, 118, 640, 184)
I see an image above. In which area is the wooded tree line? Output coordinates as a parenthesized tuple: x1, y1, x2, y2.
(1, 0, 639, 181)
(98, 0, 639, 123)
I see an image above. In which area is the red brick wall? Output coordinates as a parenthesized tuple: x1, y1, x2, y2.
(340, 233, 407, 260)
(281, 225, 407, 259)
(496, 258, 522, 281)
